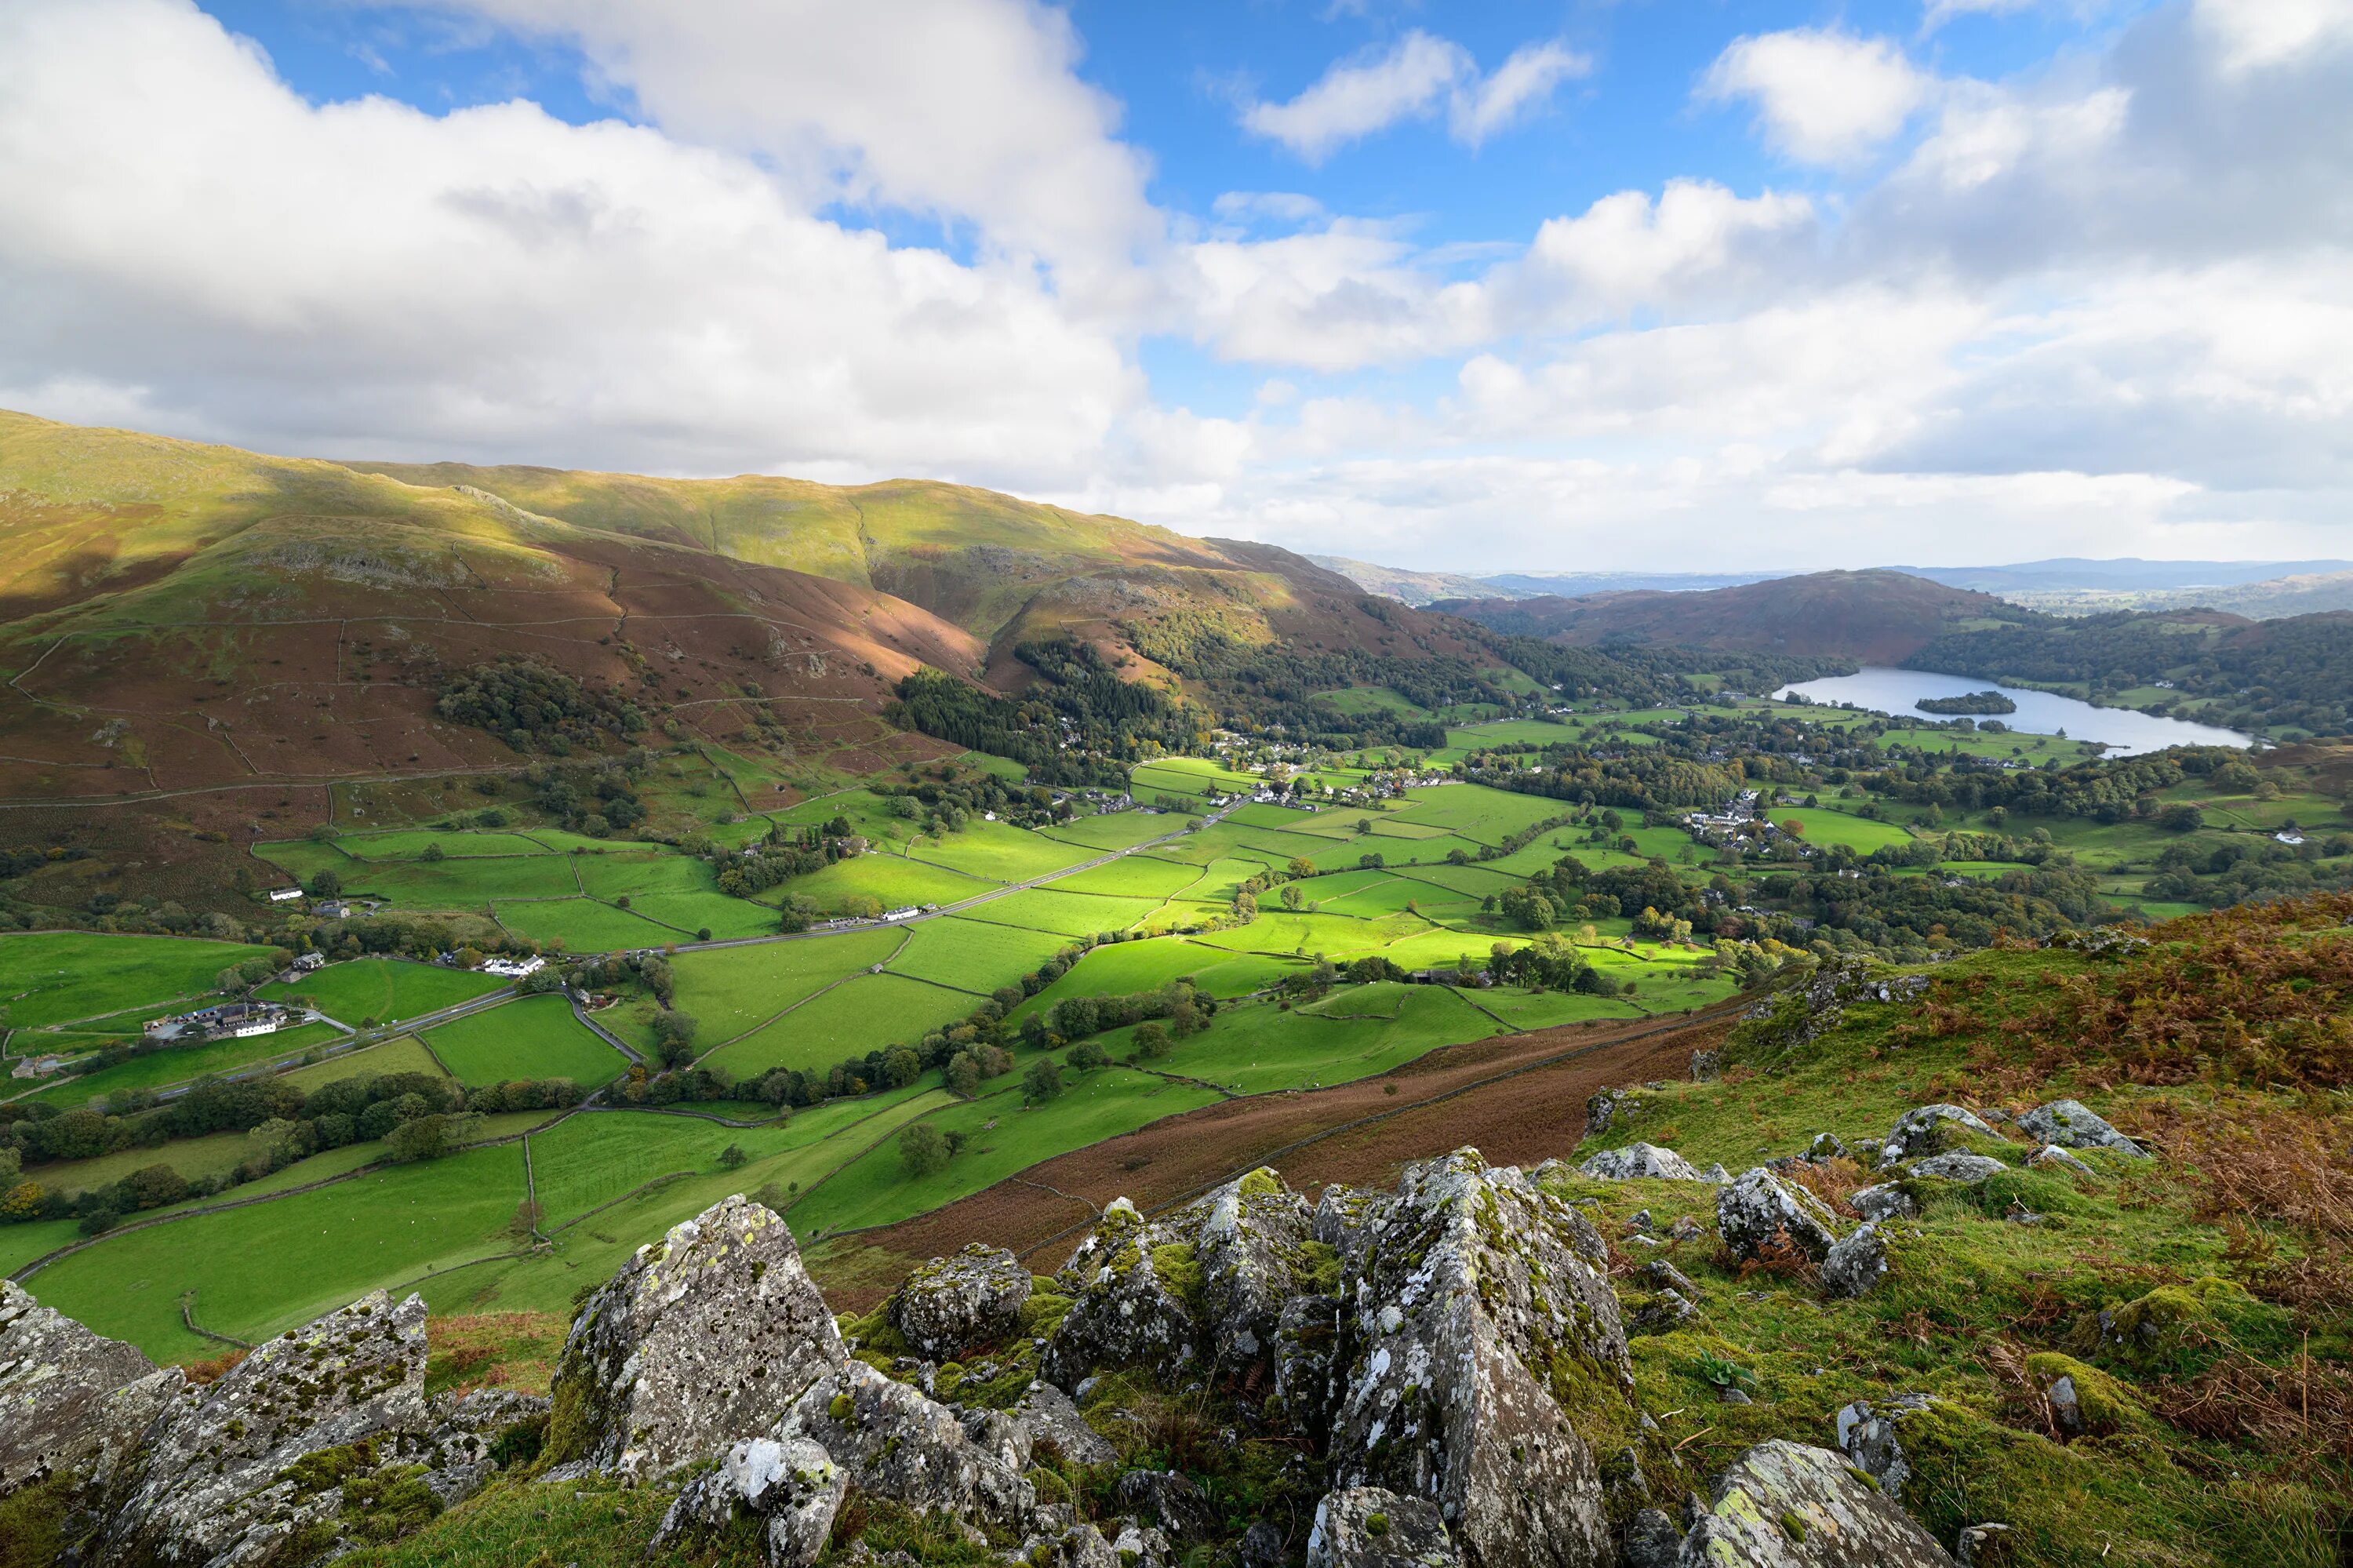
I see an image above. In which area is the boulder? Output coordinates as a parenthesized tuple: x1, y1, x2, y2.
(885, 1243, 1031, 1361)
(1820, 1223, 1888, 1300)
(543, 1195, 844, 1483)
(1326, 1150, 1627, 1568)
(1043, 1199, 1202, 1389)
(1804, 1134, 1848, 1164)
(0, 1279, 180, 1501)
(1242, 1518, 1291, 1568)
(96, 1291, 433, 1568)
(1013, 1380, 1116, 1468)
(1580, 1144, 1712, 1182)
(1307, 1486, 1461, 1568)
(654, 1435, 845, 1568)
(2027, 1144, 2097, 1179)
(1678, 1439, 1956, 1566)
(1880, 1105, 1998, 1164)
(1624, 1507, 1685, 1568)
(1835, 1395, 1933, 1497)
(1109, 1519, 1180, 1566)
(1114, 1467, 1218, 1544)
(783, 1361, 1032, 1530)
(1716, 1168, 1842, 1262)
(1194, 1168, 1318, 1380)
(420, 1385, 549, 1507)
(2017, 1100, 2148, 1159)
(1907, 1152, 2008, 1184)
(1849, 1184, 1915, 1223)
(1642, 1260, 1700, 1299)
(1586, 1088, 1627, 1137)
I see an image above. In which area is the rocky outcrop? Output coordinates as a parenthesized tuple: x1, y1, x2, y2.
(1043, 1199, 1204, 1389)
(1906, 1151, 2009, 1184)
(1195, 1169, 1318, 1381)
(1741, 959, 1931, 1057)
(885, 1243, 1031, 1361)
(1308, 1486, 1461, 1567)
(654, 1435, 844, 1568)
(1850, 1184, 1916, 1223)
(421, 1386, 549, 1507)
(1580, 1144, 1714, 1182)
(1835, 1394, 1934, 1496)
(784, 1361, 1033, 1529)
(95, 1291, 435, 1568)
(1324, 1150, 1629, 1568)
(0, 1280, 180, 1501)
(2027, 1144, 2097, 1179)
(1678, 1439, 1956, 1566)
(1717, 1168, 1842, 1262)
(2017, 1100, 2148, 1159)
(1879, 1105, 1997, 1164)
(1014, 1379, 1117, 1468)
(1821, 1223, 1889, 1300)
(544, 1194, 844, 1483)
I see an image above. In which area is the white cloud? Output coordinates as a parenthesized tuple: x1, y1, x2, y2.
(1517, 180, 1818, 320)
(1240, 30, 1588, 163)
(2193, 0, 2353, 75)
(1701, 28, 1933, 165)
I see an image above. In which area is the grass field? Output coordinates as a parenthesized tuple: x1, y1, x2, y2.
(0, 932, 259, 1031)
(421, 995, 628, 1088)
(885, 918, 1071, 992)
(492, 897, 685, 953)
(278, 1035, 446, 1090)
(956, 888, 1166, 937)
(13, 1020, 346, 1109)
(1041, 855, 1202, 898)
(707, 973, 978, 1077)
(258, 958, 507, 1025)
(570, 854, 716, 898)
(1038, 812, 1187, 851)
(1103, 983, 1497, 1096)
(1769, 807, 1916, 853)
(907, 821, 1095, 883)
(669, 930, 904, 1044)
(619, 891, 776, 941)
(773, 854, 994, 914)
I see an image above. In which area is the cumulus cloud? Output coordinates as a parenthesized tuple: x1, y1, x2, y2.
(1240, 30, 1588, 163)
(1700, 28, 1933, 165)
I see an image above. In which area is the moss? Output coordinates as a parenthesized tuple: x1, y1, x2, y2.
(1294, 1240, 1341, 1296)
(0, 1475, 71, 1568)
(1148, 1242, 1207, 1316)
(1238, 1166, 1282, 1200)
(1017, 1290, 1073, 1339)
(2023, 1352, 2139, 1435)
(278, 1439, 377, 1495)
(1365, 1511, 1390, 1537)
(343, 1465, 445, 1543)
(827, 1392, 856, 1423)
(2092, 1275, 2289, 1371)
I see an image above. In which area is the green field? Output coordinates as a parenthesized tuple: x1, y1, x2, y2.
(1042, 855, 1202, 898)
(708, 973, 978, 1077)
(420, 995, 628, 1088)
(493, 897, 685, 953)
(0, 932, 260, 1031)
(669, 930, 904, 1044)
(774, 854, 994, 914)
(278, 1035, 446, 1090)
(885, 918, 1071, 992)
(1038, 811, 1186, 851)
(258, 958, 507, 1025)
(957, 888, 1166, 937)
(907, 820, 1095, 882)
(13, 1020, 347, 1110)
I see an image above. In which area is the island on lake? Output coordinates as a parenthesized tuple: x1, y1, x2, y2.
(1916, 689, 2018, 715)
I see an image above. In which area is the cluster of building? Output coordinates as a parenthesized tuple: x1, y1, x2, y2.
(144, 1000, 300, 1043)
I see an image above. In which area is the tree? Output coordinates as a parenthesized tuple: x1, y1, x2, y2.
(1023, 1057, 1066, 1104)
(717, 1144, 747, 1170)
(899, 1122, 950, 1177)
(1279, 885, 1304, 911)
(307, 868, 343, 897)
(1133, 1021, 1171, 1060)
(387, 1111, 483, 1163)
(420, 842, 446, 863)
(946, 1052, 981, 1097)
(650, 1011, 700, 1067)
(1069, 1040, 1111, 1071)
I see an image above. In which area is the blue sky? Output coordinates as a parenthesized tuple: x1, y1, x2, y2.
(1, 0, 2345, 572)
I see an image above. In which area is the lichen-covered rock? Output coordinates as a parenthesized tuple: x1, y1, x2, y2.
(655, 1435, 844, 1567)
(1879, 1105, 1997, 1164)
(544, 1195, 844, 1483)
(1013, 1380, 1116, 1468)
(1834, 1395, 1933, 1496)
(1043, 1199, 1203, 1389)
(1678, 1439, 1956, 1566)
(1624, 1507, 1684, 1567)
(1108, 1519, 1180, 1566)
(1194, 1168, 1320, 1381)
(1307, 1486, 1460, 1568)
(2026, 1144, 2097, 1179)
(1849, 1184, 1915, 1223)
(420, 1386, 548, 1507)
(885, 1244, 1031, 1362)
(1740, 959, 1930, 1058)
(1585, 1088, 1627, 1137)
(1580, 1144, 1713, 1182)
(0, 1279, 180, 1501)
(1716, 1168, 1842, 1262)
(1905, 1152, 2008, 1184)
(1326, 1150, 1628, 1568)
(2017, 1100, 2148, 1159)
(782, 1361, 1032, 1529)
(1114, 1467, 1218, 1544)
(1820, 1223, 1888, 1300)
(96, 1290, 432, 1568)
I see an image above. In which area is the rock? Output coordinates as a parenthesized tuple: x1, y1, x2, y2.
(1849, 1184, 1916, 1223)
(420, 1385, 549, 1507)
(1907, 1152, 2009, 1184)
(1044, 1200, 1202, 1390)
(1581, 1144, 1712, 1182)
(1114, 1468, 1218, 1543)
(1718, 1387, 1753, 1406)
(2017, 1100, 2148, 1159)
(1821, 1223, 1888, 1300)
(784, 1361, 1032, 1529)
(1326, 1151, 1627, 1568)
(1242, 1518, 1290, 1568)
(1194, 1167, 1318, 1381)
(1881, 1104, 1998, 1164)
(544, 1195, 843, 1483)
(2027, 1144, 2097, 1178)
(1307, 1486, 1460, 1568)
(1835, 1395, 1933, 1496)
(885, 1244, 1031, 1361)
(1678, 1439, 1956, 1566)
(958, 1406, 1032, 1474)
(1716, 1168, 1842, 1262)
(1586, 1087, 1627, 1137)
(1274, 1291, 1344, 1439)
(1643, 1260, 1700, 1299)
(1957, 1523, 2012, 1566)
(1804, 1134, 1848, 1164)
(1013, 1380, 1116, 1468)
(2024, 1352, 2134, 1438)
(0, 1279, 180, 1501)
(96, 1290, 433, 1568)
(1014, 1520, 1123, 1567)
(1624, 1506, 1685, 1568)
(1629, 1289, 1699, 1335)
(2046, 1375, 2085, 1438)
(1669, 1215, 1705, 1242)
(1690, 1048, 1722, 1082)
(1743, 959, 1930, 1057)
(1700, 1164, 1732, 1184)
(1627, 1209, 1657, 1235)
(1109, 1520, 1180, 1566)
(655, 1435, 845, 1567)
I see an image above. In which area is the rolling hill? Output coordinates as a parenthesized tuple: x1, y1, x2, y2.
(1437, 568, 2028, 663)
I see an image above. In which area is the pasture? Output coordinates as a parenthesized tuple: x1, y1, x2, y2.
(16, 1020, 347, 1110)
(707, 973, 978, 1077)
(420, 995, 627, 1089)
(885, 918, 1071, 992)
(259, 957, 507, 1025)
(668, 930, 904, 1044)
(0, 931, 258, 1031)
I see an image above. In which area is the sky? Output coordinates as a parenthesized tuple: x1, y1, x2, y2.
(1, 0, 2348, 573)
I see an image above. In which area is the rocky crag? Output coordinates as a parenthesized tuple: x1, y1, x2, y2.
(0, 1140, 1987, 1568)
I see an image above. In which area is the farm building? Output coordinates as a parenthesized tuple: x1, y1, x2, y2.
(144, 1000, 297, 1042)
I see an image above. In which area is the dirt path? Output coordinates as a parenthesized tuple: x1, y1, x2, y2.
(809, 999, 1741, 1308)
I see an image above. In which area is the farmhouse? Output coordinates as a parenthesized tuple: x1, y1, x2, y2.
(882, 906, 922, 922)
(481, 955, 546, 978)
(144, 1000, 297, 1043)
(265, 886, 304, 903)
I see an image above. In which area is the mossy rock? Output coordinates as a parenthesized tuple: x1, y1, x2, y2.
(1147, 1242, 1206, 1316)
(2023, 1352, 2140, 1435)
(2090, 1275, 2290, 1370)
(1018, 1290, 1074, 1339)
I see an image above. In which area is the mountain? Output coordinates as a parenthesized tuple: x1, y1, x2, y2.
(1993, 569, 2353, 620)
(1304, 555, 1523, 606)
(1899, 557, 2353, 595)
(1474, 569, 1790, 597)
(1437, 569, 2026, 664)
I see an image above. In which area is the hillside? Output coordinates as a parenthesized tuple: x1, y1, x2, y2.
(1999, 570, 2353, 620)
(1440, 568, 2027, 663)
(1304, 554, 1525, 606)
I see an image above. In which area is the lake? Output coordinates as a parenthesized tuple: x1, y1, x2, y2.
(1773, 666, 2253, 756)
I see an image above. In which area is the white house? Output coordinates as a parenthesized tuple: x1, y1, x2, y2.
(482, 955, 547, 978)
(882, 906, 922, 922)
(266, 887, 304, 903)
